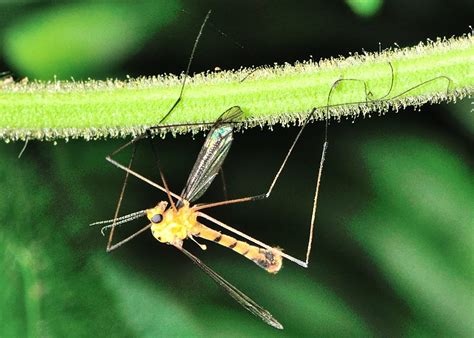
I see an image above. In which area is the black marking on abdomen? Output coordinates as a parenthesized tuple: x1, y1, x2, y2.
(213, 234, 222, 242)
(253, 250, 276, 270)
(254, 259, 270, 270)
(229, 241, 237, 249)
(264, 250, 276, 262)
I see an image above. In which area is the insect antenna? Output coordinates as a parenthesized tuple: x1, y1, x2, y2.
(180, 9, 244, 50)
(90, 209, 146, 227)
(90, 209, 147, 235)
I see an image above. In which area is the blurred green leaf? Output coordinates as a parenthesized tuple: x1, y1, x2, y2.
(0, 146, 51, 337)
(449, 100, 474, 137)
(0, 145, 133, 337)
(95, 257, 204, 337)
(349, 135, 474, 336)
(168, 256, 371, 336)
(4, 1, 180, 79)
(20, 138, 373, 336)
(345, 0, 383, 17)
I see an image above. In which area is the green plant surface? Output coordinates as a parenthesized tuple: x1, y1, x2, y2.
(0, 35, 472, 142)
(1, 2, 472, 337)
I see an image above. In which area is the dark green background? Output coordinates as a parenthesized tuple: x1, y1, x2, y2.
(1, 1, 472, 337)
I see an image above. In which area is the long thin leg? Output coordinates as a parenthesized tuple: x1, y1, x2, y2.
(195, 139, 328, 269)
(193, 62, 397, 212)
(297, 72, 452, 266)
(152, 10, 212, 126)
(107, 224, 152, 252)
(105, 130, 179, 216)
(147, 136, 177, 211)
(101, 140, 180, 251)
(195, 68, 453, 268)
(305, 140, 327, 264)
(106, 143, 137, 251)
(101, 11, 213, 239)
(17, 137, 29, 159)
(197, 211, 307, 268)
(194, 111, 314, 211)
(106, 155, 182, 200)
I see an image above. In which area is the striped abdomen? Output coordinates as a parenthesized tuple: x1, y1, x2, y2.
(192, 223, 282, 274)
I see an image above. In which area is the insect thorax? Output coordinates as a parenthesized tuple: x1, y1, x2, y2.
(148, 201, 197, 245)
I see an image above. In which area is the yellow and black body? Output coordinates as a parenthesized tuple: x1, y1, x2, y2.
(146, 200, 283, 274)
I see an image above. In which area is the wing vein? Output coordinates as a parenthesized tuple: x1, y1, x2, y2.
(178, 246, 283, 329)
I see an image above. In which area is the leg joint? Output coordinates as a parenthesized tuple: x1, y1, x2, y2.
(252, 193, 268, 202)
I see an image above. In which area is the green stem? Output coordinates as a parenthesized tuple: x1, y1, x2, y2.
(1, 34, 472, 142)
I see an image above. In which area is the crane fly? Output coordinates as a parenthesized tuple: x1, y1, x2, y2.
(89, 65, 454, 329)
(89, 9, 454, 329)
(90, 103, 327, 329)
(88, 10, 319, 329)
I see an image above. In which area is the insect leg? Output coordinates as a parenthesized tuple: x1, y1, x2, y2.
(147, 136, 177, 211)
(106, 223, 152, 252)
(194, 104, 319, 212)
(193, 61, 398, 212)
(96, 11, 214, 251)
(194, 71, 386, 267)
(152, 10, 211, 126)
(105, 154, 182, 200)
(106, 143, 137, 251)
(17, 137, 29, 159)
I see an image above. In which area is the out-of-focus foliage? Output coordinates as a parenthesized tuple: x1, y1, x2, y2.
(351, 136, 474, 336)
(0, 1, 472, 337)
(450, 100, 474, 137)
(345, 0, 384, 17)
(0, 144, 132, 337)
(3, 1, 180, 79)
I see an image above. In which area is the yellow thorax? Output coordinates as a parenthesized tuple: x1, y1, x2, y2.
(146, 200, 198, 245)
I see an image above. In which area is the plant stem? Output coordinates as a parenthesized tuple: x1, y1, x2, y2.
(0, 34, 472, 142)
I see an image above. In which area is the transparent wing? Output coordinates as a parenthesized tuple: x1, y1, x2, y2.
(178, 106, 243, 204)
(178, 246, 283, 330)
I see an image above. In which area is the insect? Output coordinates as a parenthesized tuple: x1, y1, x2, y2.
(91, 100, 328, 328)
(90, 63, 453, 328)
(88, 11, 309, 329)
(90, 10, 454, 329)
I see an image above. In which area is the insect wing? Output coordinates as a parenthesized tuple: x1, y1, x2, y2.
(179, 106, 243, 204)
(178, 246, 283, 329)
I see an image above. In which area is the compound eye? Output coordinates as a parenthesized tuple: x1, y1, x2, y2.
(151, 214, 163, 224)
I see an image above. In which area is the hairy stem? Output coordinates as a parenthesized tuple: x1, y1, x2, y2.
(0, 34, 472, 142)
